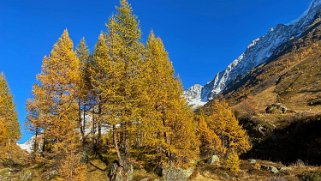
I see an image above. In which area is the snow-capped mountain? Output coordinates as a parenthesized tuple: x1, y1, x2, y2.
(184, 0, 321, 107)
(17, 137, 35, 153)
(184, 84, 207, 109)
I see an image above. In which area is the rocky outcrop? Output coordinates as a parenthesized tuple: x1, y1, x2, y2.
(109, 161, 134, 181)
(261, 165, 279, 174)
(265, 103, 288, 114)
(162, 167, 194, 181)
(185, 0, 321, 105)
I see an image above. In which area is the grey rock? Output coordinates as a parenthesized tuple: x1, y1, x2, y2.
(279, 167, 291, 172)
(249, 159, 257, 164)
(109, 162, 134, 181)
(271, 167, 279, 174)
(162, 167, 194, 181)
(261, 165, 279, 174)
(207, 155, 220, 165)
(266, 103, 288, 114)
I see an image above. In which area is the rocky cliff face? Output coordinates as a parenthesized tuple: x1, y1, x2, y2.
(183, 84, 206, 109)
(184, 0, 321, 107)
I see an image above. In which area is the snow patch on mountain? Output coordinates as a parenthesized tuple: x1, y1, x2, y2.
(17, 137, 35, 153)
(184, 84, 207, 109)
(184, 0, 321, 106)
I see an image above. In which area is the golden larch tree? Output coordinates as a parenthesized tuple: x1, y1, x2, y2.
(88, 33, 112, 153)
(76, 37, 91, 145)
(203, 100, 251, 172)
(104, 0, 145, 165)
(26, 30, 85, 179)
(144, 32, 199, 167)
(0, 73, 20, 159)
(196, 111, 222, 158)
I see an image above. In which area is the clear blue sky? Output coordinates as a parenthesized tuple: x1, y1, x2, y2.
(0, 0, 311, 143)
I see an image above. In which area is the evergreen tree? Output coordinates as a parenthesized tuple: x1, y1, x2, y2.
(26, 30, 85, 177)
(0, 73, 20, 159)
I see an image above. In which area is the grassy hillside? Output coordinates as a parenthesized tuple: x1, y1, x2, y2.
(223, 14, 321, 115)
(197, 11, 321, 170)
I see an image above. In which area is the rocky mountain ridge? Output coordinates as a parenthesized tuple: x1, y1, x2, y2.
(184, 0, 321, 107)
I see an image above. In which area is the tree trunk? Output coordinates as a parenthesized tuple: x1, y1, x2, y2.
(33, 129, 38, 161)
(110, 125, 134, 181)
(98, 121, 101, 143)
(82, 105, 86, 145)
(113, 125, 123, 166)
(42, 134, 46, 156)
(92, 113, 96, 153)
(79, 102, 84, 145)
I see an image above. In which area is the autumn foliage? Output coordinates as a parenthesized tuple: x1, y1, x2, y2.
(13, 0, 253, 179)
(198, 100, 251, 172)
(0, 74, 20, 161)
(26, 30, 86, 180)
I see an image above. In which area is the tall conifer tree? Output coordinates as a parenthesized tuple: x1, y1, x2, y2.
(196, 111, 222, 158)
(201, 100, 251, 171)
(76, 38, 91, 145)
(0, 73, 20, 159)
(88, 33, 112, 152)
(26, 30, 85, 178)
(144, 32, 199, 167)
(104, 0, 145, 165)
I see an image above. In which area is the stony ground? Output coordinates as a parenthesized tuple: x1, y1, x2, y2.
(192, 159, 321, 181)
(2, 158, 321, 181)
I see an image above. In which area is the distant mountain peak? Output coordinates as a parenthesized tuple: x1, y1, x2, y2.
(184, 0, 321, 107)
(184, 84, 206, 109)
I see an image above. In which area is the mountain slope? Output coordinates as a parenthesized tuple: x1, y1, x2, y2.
(185, 0, 321, 106)
(214, 8, 321, 165)
(224, 10, 321, 113)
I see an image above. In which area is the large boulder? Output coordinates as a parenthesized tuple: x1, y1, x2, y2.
(162, 167, 194, 181)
